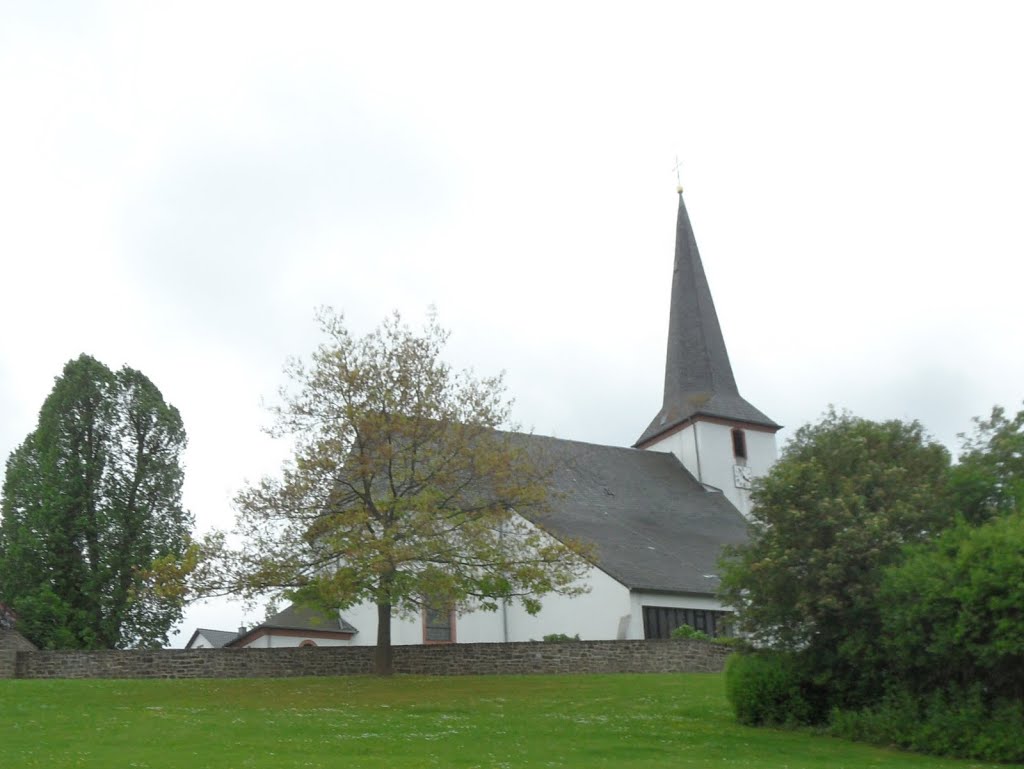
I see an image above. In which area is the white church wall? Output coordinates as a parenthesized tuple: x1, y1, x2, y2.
(340, 578, 732, 646)
(339, 561, 633, 646)
(502, 565, 632, 641)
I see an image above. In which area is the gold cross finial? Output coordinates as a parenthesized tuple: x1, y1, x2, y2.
(673, 156, 684, 194)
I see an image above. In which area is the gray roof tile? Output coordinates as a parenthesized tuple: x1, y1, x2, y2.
(260, 603, 358, 634)
(188, 628, 239, 648)
(513, 432, 749, 595)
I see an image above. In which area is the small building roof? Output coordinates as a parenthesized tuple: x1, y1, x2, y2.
(184, 627, 240, 648)
(226, 604, 357, 647)
(260, 603, 358, 633)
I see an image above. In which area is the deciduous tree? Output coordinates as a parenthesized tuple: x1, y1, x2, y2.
(718, 409, 952, 706)
(878, 511, 1024, 700)
(0, 355, 193, 649)
(203, 309, 589, 675)
(949, 404, 1024, 524)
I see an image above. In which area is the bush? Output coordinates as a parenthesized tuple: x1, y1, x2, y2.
(670, 625, 711, 641)
(541, 633, 580, 643)
(725, 652, 828, 726)
(670, 624, 744, 648)
(878, 511, 1024, 700)
(832, 686, 1024, 763)
(711, 635, 743, 648)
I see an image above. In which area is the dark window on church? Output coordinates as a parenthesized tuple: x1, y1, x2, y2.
(731, 429, 747, 460)
(641, 606, 732, 639)
(423, 605, 455, 643)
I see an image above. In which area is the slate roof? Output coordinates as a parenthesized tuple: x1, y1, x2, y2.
(636, 193, 778, 446)
(513, 432, 749, 595)
(226, 604, 358, 647)
(260, 603, 358, 634)
(185, 628, 240, 648)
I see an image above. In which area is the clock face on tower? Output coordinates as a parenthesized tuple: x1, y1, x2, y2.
(733, 464, 753, 490)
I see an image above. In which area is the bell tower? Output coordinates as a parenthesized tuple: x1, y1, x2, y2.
(635, 191, 780, 516)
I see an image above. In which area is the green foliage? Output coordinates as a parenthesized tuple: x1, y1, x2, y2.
(541, 633, 580, 642)
(719, 408, 951, 707)
(720, 403, 1024, 763)
(670, 623, 740, 646)
(724, 652, 828, 726)
(949, 405, 1024, 524)
(0, 355, 193, 649)
(878, 511, 1024, 700)
(203, 309, 590, 673)
(832, 686, 1024, 763)
(710, 635, 743, 648)
(670, 624, 710, 641)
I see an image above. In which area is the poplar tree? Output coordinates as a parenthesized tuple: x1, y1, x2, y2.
(0, 355, 193, 649)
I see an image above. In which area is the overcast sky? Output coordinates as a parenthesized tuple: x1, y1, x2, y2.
(2, 2, 1022, 645)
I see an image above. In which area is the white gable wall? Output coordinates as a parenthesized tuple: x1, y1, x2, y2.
(187, 632, 216, 649)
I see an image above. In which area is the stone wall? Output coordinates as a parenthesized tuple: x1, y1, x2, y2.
(2, 639, 729, 680)
(0, 650, 16, 679)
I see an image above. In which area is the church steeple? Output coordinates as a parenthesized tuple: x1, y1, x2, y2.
(635, 192, 779, 448)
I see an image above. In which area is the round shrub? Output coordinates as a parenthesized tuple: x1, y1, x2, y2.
(725, 652, 828, 726)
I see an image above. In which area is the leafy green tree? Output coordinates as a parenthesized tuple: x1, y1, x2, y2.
(0, 354, 193, 649)
(201, 309, 590, 675)
(879, 511, 1024, 700)
(949, 405, 1024, 524)
(829, 510, 1024, 762)
(719, 409, 952, 706)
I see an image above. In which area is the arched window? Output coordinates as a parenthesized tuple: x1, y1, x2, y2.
(299, 639, 317, 648)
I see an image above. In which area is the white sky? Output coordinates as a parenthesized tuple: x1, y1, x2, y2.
(2, 2, 1022, 645)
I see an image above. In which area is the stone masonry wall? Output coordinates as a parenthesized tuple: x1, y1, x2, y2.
(3, 640, 729, 680)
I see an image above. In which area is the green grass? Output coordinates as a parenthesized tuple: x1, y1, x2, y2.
(1, 673, 1017, 769)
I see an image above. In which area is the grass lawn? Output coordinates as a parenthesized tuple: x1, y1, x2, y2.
(1, 673, 1017, 769)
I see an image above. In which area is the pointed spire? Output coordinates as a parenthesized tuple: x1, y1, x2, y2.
(635, 192, 778, 448)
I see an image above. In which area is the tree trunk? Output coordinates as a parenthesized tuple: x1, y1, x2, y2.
(374, 601, 394, 676)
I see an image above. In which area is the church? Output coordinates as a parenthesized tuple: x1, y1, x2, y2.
(187, 190, 780, 649)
